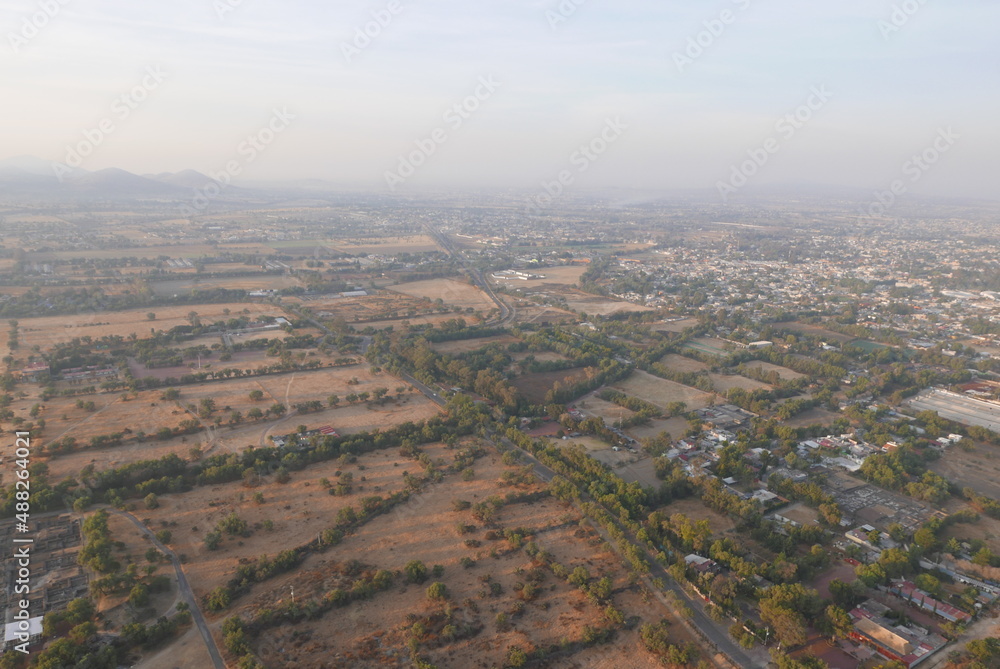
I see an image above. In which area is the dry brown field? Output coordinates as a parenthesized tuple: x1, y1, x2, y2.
(512, 367, 592, 404)
(150, 276, 303, 296)
(707, 373, 772, 394)
(742, 361, 806, 381)
(430, 335, 521, 356)
(389, 279, 496, 312)
(777, 322, 855, 343)
(781, 407, 842, 428)
(331, 235, 441, 255)
(607, 371, 717, 412)
(220, 453, 692, 669)
(15, 303, 285, 351)
(659, 354, 709, 374)
(930, 442, 1000, 502)
(648, 318, 700, 334)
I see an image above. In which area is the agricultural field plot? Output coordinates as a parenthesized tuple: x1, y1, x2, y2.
(776, 322, 855, 343)
(234, 455, 685, 669)
(129, 442, 459, 604)
(741, 361, 806, 381)
(707, 373, 773, 394)
(607, 371, 717, 412)
(15, 303, 285, 351)
(149, 275, 302, 297)
(510, 303, 579, 326)
(430, 335, 521, 356)
(611, 457, 661, 489)
(512, 367, 592, 404)
(26, 244, 223, 262)
(292, 292, 424, 320)
(39, 368, 437, 481)
(682, 338, 735, 358)
(560, 290, 653, 316)
(648, 318, 700, 334)
(627, 416, 690, 443)
(389, 278, 496, 312)
(330, 234, 442, 255)
(510, 350, 571, 364)
(362, 314, 483, 331)
(658, 353, 709, 374)
(576, 394, 637, 424)
(780, 407, 841, 428)
(929, 442, 1000, 502)
(526, 265, 588, 286)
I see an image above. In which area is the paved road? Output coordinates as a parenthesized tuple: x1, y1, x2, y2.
(491, 433, 762, 668)
(110, 509, 227, 669)
(425, 225, 515, 326)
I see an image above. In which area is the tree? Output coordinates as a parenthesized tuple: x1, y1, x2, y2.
(426, 582, 448, 600)
(144, 493, 159, 509)
(404, 560, 428, 584)
(249, 390, 264, 402)
(822, 605, 854, 640)
(270, 402, 287, 417)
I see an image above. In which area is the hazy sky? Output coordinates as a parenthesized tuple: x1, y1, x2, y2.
(1, 0, 997, 198)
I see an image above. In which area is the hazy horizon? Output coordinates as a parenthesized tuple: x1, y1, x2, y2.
(2, 0, 997, 200)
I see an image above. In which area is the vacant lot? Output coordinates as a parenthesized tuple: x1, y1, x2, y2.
(649, 318, 700, 334)
(608, 371, 717, 412)
(930, 442, 1000, 501)
(742, 361, 806, 381)
(707, 373, 772, 394)
(782, 407, 842, 429)
(431, 335, 521, 356)
(513, 367, 592, 404)
(561, 290, 653, 316)
(659, 354, 709, 374)
(390, 279, 496, 312)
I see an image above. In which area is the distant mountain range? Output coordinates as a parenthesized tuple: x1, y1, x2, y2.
(0, 156, 229, 200)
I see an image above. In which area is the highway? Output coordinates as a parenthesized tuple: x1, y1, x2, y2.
(424, 225, 515, 326)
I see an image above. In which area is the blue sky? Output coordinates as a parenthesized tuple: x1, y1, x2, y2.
(1, 0, 996, 197)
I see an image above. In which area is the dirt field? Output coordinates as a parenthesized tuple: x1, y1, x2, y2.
(575, 394, 637, 424)
(742, 361, 806, 381)
(510, 303, 579, 326)
(777, 322, 855, 343)
(388, 279, 496, 312)
(359, 313, 483, 331)
(707, 373, 773, 394)
(930, 442, 1000, 501)
(649, 318, 700, 334)
(513, 367, 592, 404)
(627, 417, 690, 442)
(431, 335, 521, 356)
(775, 502, 820, 526)
(658, 354, 709, 374)
(608, 371, 717, 412)
(15, 303, 285, 351)
(35, 367, 439, 482)
(683, 338, 737, 358)
(560, 290, 653, 316)
(331, 234, 441, 255)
